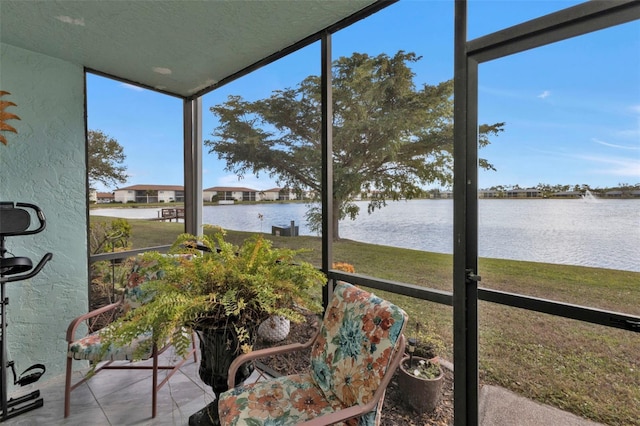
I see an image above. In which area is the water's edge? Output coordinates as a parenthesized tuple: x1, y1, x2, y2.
(93, 199, 640, 273)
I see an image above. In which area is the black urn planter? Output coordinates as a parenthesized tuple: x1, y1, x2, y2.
(397, 356, 444, 414)
(188, 325, 254, 426)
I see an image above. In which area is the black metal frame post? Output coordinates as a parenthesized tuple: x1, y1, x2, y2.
(321, 31, 334, 309)
(183, 97, 203, 237)
(452, 1, 640, 424)
(453, 1, 480, 424)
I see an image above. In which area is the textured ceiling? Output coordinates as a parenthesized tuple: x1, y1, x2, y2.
(1, 0, 382, 98)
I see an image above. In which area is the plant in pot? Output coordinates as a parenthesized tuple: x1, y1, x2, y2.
(100, 226, 326, 425)
(397, 324, 445, 414)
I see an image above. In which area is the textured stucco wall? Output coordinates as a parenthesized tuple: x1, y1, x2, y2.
(0, 43, 88, 392)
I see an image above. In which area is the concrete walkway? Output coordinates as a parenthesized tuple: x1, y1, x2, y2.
(479, 385, 604, 426)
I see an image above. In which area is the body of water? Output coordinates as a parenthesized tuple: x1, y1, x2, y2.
(93, 198, 640, 272)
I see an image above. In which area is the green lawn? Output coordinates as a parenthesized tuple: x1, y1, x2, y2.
(91, 216, 640, 425)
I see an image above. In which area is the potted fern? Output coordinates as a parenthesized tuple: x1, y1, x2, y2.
(100, 226, 326, 425)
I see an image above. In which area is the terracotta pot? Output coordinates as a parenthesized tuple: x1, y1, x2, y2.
(397, 356, 443, 414)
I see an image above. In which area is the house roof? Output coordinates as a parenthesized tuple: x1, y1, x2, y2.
(116, 184, 184, 191)
(1, 0, 388, 99)
(204, 186, 257, 193)
(96, 192, 114, 198)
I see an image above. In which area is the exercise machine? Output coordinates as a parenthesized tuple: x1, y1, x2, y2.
(0, 202, 52, 421)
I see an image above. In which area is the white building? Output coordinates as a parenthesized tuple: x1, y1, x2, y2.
(260, 187, 298, 201)
(203, 186, 259, 203)
(114, 185, 184, 203)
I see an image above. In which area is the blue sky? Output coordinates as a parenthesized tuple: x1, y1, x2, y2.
(86, 1, 639, 192)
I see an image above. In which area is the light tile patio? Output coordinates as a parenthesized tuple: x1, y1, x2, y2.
(2, 348, 217, 426)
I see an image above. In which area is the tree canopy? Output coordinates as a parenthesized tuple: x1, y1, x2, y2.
(206, 51, 504, 240)
(88, 130, 128, 190)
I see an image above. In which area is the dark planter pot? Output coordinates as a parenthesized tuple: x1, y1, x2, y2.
(397, 356, 443, 414)
(188, 325, 254, 426)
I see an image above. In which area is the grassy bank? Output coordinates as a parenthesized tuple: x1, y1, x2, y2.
(92, 216, 640, 425)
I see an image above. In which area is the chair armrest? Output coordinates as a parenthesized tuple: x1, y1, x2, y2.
(66, 301, 122, 343)
(227, 329, 319, 389)
(298, 334, 406, 426)
(299, 405, 370, 426)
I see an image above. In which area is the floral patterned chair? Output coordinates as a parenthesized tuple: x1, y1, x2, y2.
(64, 256, 198, 419)
(218, 281, 407, 426)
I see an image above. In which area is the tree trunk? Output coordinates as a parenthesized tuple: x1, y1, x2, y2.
(332, 201, 341, 241)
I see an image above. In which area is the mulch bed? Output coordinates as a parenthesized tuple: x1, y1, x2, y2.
(256, 310, 453, 425)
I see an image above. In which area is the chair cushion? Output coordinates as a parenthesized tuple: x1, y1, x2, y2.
(310, 282, 406, 408)
(68, 255, 195, 362)
(67, 330, 153, 361)
(219, 373, 368, 426)
(122, 254, 194, 311)
(67, 255, 160, 362)
(218, 282, 405, 426)
(122, 258, 165, 312)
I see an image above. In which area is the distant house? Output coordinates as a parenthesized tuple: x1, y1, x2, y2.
(203, 186, 258, 203)
(114, 184, 184, 203)
(506, 189, 541, 198)
(261, 187, 297, 201)
(96, 192, 115, 203)
(479, 190, 501, 198)
(605, 190, 623, 198)
(260, 188, 280, 201)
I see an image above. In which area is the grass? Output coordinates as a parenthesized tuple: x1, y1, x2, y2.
(92, 216, 640, 425)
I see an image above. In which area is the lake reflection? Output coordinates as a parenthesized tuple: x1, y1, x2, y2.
(93, 199, 640, 272)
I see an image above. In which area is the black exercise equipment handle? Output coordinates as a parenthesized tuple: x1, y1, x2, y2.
(0, 253, 52, 284)
(9, 363, 45, 387)
(12, 203, 46, 236)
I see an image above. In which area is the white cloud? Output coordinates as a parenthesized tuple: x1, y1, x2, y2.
(592, 138, 640, 150)
(120, 83, 144, 92)
(577, 154, 640, 178)
(537, 90, 551, 99)
(629, 104, 640, 114)
(478, 86, 552, 101)
(615, 129, 640, 139)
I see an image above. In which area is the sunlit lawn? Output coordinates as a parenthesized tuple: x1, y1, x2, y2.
(92, 216, 640, 425)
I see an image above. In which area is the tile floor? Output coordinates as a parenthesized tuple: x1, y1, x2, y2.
(2, 348, 225, 426)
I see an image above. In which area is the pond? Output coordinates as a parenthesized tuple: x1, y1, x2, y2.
(93, 198, 640, 272)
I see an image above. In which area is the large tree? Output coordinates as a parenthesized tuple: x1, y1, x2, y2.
(206, 51, 504, 240)
(88, 130, 128, 190)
